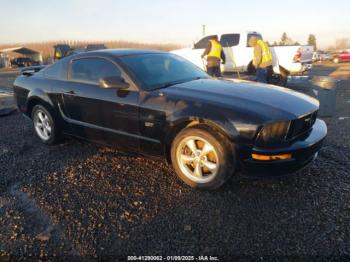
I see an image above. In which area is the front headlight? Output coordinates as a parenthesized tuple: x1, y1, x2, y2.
(256, 121, 291, 146)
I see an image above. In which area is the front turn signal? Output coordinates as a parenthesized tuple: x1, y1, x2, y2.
(252, 153, 292, 161)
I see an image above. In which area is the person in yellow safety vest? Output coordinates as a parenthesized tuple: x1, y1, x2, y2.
(201, 35, 226, 77)
(248, 36, 273, 83)
(55, 50, 62, 59)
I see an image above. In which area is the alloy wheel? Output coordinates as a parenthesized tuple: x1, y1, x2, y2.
(34, 110, 52, 141)
(176, 136, 219, 183)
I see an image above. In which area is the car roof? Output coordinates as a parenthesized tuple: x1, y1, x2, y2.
(81, 48, 167, 58)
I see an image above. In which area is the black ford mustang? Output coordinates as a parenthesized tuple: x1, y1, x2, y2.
(14, 49, 327, 189)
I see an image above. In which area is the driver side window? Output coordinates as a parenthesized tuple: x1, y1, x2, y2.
(70, 58, 122, 85)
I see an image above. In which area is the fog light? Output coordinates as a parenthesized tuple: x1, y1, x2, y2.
(252, 153, 292, 161)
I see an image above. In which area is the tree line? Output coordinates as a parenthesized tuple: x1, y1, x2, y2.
(266, 32, 317, 50)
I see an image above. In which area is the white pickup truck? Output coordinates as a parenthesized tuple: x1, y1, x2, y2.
(172, 31, 314, 85)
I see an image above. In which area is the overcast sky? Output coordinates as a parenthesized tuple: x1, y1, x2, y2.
(0, 0, 349, 48)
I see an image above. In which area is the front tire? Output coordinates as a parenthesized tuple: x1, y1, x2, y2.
(171, 126, 235, 190)
(31, 105, 60, 145)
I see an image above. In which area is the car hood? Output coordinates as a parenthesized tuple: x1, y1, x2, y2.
(163, 78, 319, 121)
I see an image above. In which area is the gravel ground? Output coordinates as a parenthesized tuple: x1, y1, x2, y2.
(0, 71, 18, 94)
(0, 64, 349, 260)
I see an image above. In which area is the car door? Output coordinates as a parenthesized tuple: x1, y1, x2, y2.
(62, 56, 140, 151)
(219, 33, 240, 72)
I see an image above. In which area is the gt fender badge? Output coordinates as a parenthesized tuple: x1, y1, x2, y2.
(145, 122, 154, 127)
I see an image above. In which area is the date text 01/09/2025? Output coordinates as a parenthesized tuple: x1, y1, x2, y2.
(127, 255, 219, 261)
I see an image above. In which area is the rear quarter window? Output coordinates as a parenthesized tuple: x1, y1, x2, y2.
(247, 33, 263, 47)
(42, 57, 69, 80)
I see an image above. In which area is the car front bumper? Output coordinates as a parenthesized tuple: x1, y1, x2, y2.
(240, 119, 327, 177)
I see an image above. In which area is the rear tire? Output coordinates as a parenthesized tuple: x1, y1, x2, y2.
(171, 126, 236, 190)
(31, 105, 61, 145)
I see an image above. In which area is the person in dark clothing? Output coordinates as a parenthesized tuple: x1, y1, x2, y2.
(201, 35, 226, 77)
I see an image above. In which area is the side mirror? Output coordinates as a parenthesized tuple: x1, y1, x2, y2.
(99, 76, 130, 89)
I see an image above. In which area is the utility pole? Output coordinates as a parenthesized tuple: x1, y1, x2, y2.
(202, 24, 206, 36)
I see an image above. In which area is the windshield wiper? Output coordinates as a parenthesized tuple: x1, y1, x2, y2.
(152, 77, 207, 90)
(155, 81, 182, 90)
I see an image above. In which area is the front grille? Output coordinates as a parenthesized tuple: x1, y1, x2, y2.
(287, 111, 317, 139)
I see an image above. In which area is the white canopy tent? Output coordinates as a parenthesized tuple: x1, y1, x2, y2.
(0, 47, 43, 63)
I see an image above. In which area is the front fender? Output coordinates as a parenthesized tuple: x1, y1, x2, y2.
(166, 106, 240, 143)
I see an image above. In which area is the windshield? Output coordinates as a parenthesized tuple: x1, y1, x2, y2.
(120, 53, 209, 90)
